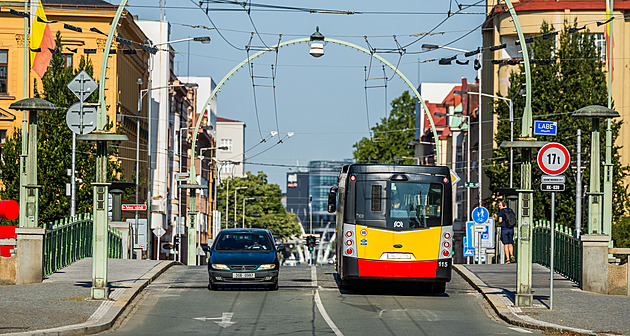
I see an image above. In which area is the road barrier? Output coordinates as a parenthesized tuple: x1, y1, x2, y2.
(43, 214, 123, 276)
(532, 220, 581, 285)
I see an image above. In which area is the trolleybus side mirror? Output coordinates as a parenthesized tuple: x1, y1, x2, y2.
(327, 187, 338, 213)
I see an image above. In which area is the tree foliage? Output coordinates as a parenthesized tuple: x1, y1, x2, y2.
(0, 32, 127, 226)
(353, 91, 416, 164)
(216, 171, 301, 239)
(486, 21, 630, 243)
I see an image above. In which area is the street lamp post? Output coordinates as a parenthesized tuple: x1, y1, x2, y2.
(146, 35, 209, 261)
(571, 106, 620, 235)
(242, 197, 255, 228)
(454, 90, 516, 187)
(235, 186, 248, 227)
(435, 112, 471, 225)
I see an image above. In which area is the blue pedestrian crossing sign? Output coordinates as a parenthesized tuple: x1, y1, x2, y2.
(472, 206, 489, 224)
(463, 237, 474, 257)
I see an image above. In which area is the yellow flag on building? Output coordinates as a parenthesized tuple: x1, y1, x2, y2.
(30, 0, 55, 78)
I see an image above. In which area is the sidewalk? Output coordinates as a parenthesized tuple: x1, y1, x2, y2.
(455, 263, 630, 336)
(0, 258, 175, 336)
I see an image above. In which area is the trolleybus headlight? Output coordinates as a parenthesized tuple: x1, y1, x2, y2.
(346, 248, 353, 255)
(443, 241, 450, 248)
(345, 231, 353, 237)
(346, 240, 353, 246)
(444, 232, 451, 239)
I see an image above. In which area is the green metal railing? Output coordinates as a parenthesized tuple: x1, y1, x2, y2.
(531, 220, 581, 285)
(43, 214, 123, 276)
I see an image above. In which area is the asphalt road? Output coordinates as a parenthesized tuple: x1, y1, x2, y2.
(103, 264, 542, 336)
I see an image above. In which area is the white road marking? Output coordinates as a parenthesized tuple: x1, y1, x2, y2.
(193, 313, 235, 328)
(507, 326, 533, 333)
(311, 266, 344, 336)
(311, 265, 318, 287)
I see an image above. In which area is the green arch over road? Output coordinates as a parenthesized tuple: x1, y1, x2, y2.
(189, 37, 440, 183)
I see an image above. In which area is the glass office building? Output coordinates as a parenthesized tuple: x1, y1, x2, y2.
(286, 160, 352, 238)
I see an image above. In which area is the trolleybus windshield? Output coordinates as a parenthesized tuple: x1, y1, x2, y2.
(355, 181, 443, 229)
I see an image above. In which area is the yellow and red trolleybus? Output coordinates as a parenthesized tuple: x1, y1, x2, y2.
(328, 164, 453, 293)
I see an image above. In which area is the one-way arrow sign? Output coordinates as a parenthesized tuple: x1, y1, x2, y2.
(194, 312, 235, 328)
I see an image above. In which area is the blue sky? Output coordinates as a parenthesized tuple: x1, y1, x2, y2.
(126, 0, 484, 191)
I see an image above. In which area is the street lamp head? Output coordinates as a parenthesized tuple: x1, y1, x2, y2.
(184, 83, 199, 89)
(421, 44, 439, 51)
(137, 78, 143, 85)
(571, 105, 620, 119)
(217, 145, 229, 150)
(309, 26, 325, 58)
(193, 36, 211, 44)
(453, 90, 468, 96)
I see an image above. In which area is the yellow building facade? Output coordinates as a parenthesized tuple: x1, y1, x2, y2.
(0, 1, 150, 199)
(483, 0, 630, 184)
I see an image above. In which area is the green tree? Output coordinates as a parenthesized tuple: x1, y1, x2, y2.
(216, 171, 301, 239)
(0, 32, 128, 225)
(353, 91, 416, 164)
(486, 21, 630, 244)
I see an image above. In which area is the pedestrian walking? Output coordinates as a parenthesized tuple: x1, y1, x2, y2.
(498, 201, 517, 263)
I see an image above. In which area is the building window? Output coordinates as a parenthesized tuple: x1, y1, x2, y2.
(0, 50, 8, 94)
(220, 162, 233, 174)
(220, 138, 232, 152)
(591, 33, 606, 61)
(63, 54, 73, 68)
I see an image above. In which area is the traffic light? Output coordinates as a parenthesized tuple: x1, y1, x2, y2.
(306, 236, 316, 251)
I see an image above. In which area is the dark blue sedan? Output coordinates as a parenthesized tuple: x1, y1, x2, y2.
(205, 228, 284, 290)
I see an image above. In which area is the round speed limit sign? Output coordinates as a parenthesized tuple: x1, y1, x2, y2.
(537, 143, 570, 176)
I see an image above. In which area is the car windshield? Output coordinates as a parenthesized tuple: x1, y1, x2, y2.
(215, 233, 273, 251)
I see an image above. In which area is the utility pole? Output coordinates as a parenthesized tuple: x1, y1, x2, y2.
(77, 0, 129, 299)
(602, 0, 614, 247)
(575, 129, 582, 238)
(502, 0, 537, 307)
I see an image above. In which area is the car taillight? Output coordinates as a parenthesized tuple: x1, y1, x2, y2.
(346, 248, 353, 255)
(442, 250, 449, 257)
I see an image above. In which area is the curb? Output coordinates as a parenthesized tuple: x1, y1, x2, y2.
(454, 265, 600, 336)
(6, 261, 178, 336)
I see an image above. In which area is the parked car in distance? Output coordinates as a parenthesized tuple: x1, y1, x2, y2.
(204, 228, 285, 290)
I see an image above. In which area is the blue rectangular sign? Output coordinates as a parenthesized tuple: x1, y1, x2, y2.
(463, 237, 474, 257)
(533, 120, 557, 136)
(465, 221, 475, 249)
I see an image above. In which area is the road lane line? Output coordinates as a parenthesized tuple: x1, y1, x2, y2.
(311, 265, 344, 336)
(311, 265, 318, 287)
(314, 291, 343, 336)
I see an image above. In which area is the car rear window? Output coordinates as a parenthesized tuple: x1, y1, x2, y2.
(215, 233, 272, 250)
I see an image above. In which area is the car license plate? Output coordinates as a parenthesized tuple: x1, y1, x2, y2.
(387, 253, 412, 260)
(232, 272, 255, 279)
